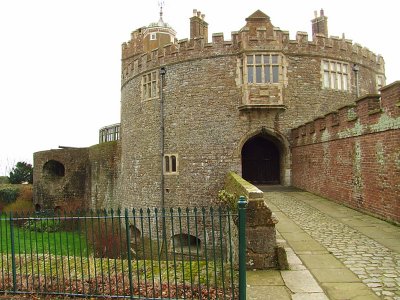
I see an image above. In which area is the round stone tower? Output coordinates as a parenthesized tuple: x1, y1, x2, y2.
(118, 9, 385, 209)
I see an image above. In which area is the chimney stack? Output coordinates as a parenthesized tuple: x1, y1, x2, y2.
(311, 8, 328, 37)
(190, 8, 209, 41)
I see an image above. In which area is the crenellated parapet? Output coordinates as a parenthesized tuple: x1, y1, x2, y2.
(121, 27, 146, 61)
(291, 81, 400, 146)
(121, 15, 384, 87)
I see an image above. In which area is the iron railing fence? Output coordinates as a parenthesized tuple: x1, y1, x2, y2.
(0, 202, 247, 299)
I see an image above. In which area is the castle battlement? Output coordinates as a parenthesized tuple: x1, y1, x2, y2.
(121, 10, 384, 86)
(291, 81, 400, 146)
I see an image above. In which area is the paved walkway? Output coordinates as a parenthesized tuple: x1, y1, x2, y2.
(246, 186, 400, 300)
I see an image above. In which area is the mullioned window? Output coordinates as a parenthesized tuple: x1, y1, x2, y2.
(142, 71, 158, 100)
(322, 60, 349, 91)
(245, 54, 281, 84)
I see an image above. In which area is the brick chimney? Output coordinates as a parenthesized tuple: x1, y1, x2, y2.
(190, 9, 208, 41)
(311, 9, 328, 37)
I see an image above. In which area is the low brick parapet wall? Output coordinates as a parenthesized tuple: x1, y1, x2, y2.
(224, 172, 279, 269)
(291, 81, 400, 224)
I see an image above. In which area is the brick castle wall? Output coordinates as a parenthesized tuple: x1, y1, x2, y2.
(291, 81, 400, 223)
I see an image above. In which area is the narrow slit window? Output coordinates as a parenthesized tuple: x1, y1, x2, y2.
(165, 156, 170, 173)
(171, 156, 177, 172)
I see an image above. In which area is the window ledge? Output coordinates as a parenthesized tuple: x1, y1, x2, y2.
(238, 104, 286, 111)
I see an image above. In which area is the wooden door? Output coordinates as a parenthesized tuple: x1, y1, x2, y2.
(242, 136, 280, 184)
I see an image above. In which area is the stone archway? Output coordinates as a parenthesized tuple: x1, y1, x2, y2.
(235, 127, 291, 186)
(242, 135, 281, 184)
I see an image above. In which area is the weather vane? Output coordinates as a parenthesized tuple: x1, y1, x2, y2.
(158, 0, 165, 18)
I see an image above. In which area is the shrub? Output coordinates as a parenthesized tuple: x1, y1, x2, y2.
(0, 185, 20, 203)
(87, 217, 128, 259)
(55, 198, 86, 213)
(3, 199, 34, 214)
(0, 176, 9, 184)
(24, 218, 61, 232)
(17, 185, 33, 201)
(0, 201, 6, 212)
(217, 189, 237, 210)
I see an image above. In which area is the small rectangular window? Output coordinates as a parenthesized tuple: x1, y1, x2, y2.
(272, 66, 279, 83)
(337, 73, 342, 90)
(343, 74, 348, 90)
(164, 154, 178, 174)
(171, 156, 177, 172)
(264, 66, 271, 82)
(247, 66, 254, 83)
(324, 71, 330, 88)
(376, 75, 385, 92)
(165, 156, 170, 173)
(239, 58, 244, 84)
(256, 66, 262, 83)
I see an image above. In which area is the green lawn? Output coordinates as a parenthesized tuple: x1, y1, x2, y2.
(0, 216, 89, 256)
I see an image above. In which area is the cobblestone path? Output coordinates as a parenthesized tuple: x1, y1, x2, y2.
(266, 191, 400, 300)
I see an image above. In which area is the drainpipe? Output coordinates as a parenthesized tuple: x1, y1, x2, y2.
(352, 64, 360, 98)
(160, 66, 166, 209)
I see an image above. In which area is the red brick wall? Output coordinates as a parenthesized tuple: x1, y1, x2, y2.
(291, 81, 400, 224)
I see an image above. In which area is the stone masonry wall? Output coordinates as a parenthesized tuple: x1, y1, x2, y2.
(87, 141, 121, 209)
(33, 148, 89, 210)
(224, 172, 279, 269)
(291, 81, 400, 224)
(33, 142, 121, 211)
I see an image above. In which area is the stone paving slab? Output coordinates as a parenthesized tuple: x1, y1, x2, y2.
(286, 240, 328, 252)
(278, 232, 313, 242)
(298, 254, 347, 269)
(281, 270, 323, 293)
(247, 285, 291, 300)
(247, 270, 284, 286)
(309, 268, 360, 283)
(321, 282, 381, 300)
(291, 293, 329, 300)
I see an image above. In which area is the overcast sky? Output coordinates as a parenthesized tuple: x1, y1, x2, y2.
(0, 0, 398, 175)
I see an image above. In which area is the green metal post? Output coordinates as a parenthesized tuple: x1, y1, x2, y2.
(9, 213, 17, 293)
(238, 196, 247, 300)
(124, 209, 134, 299)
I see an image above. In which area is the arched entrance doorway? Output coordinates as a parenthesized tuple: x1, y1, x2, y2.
(242, 135, 280, 184)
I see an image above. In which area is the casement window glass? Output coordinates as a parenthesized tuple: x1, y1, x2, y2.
(142, 71, 158, 99)
(164, 154, 178, 174)
(322, 60, 349, 91)
(246, 54, 281, 84)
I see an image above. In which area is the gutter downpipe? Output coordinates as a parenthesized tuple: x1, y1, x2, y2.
(160, 66, 166, 209)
